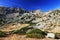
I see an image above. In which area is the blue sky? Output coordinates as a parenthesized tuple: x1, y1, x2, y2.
(0, 0, 60, 12)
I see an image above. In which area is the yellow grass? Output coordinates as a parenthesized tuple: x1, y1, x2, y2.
(0, 23, 30, 32)
(51, 27, 60, 33)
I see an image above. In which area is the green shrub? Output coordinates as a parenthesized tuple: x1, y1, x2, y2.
(0, 31, 7, 37)
(26, 33, 45, 38)
(11, 27, 33, 35)
(26, 29, 47, 38)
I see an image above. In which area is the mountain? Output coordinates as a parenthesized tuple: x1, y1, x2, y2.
(0, 7, 29, 26)
(0, 7, 60, 33)
(19, 9, 60, 33)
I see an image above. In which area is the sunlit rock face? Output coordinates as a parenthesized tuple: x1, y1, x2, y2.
(42, 9, 60, 32)
(31, 9, 60, 32)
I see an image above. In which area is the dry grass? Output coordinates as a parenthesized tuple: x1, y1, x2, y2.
(0, 23, 30, 32)
(0, 34, 56, 40)
(51, 27, 60, 33)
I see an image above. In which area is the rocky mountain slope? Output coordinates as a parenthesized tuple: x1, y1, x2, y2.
(0, 7, 29, 26)
(0, 7, 60, 33)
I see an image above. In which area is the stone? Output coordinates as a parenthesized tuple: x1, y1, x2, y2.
(46, 33, 55, 38)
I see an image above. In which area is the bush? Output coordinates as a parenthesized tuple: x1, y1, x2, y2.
(0, 31, 7, 37)
(55, 33, 60, 39)
(26, 34, 45, 38)
(26, 29, 47, 38)
(11, 27, 33, 35)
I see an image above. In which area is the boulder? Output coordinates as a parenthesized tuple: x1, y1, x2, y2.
(46, 33, 55, 38)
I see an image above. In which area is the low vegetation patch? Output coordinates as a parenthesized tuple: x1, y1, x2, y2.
(55, 33, 60, 39)
(0, 31, 7, 37)
(11, 27, 33, 35)
(26, 29, 47, 38)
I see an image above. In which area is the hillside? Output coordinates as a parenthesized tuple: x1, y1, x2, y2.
(0, 7, 60, 40)
(0, 7, 60, 33)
